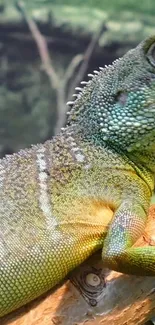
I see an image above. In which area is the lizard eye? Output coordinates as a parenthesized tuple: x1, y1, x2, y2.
(115, 91, 128, 106)
(147, 43, 155, 67)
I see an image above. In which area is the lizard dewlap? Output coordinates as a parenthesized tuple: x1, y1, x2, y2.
(1, 35, 155, 317)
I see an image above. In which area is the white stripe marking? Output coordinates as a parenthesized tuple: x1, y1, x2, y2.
(0, 162, 5, 188)
(36, 147, 57, 229)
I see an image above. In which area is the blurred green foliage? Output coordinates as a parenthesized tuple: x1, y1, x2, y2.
(0, 56, 56, 154)
(0, 0, 154, 155)
(2, 0, 154, 15)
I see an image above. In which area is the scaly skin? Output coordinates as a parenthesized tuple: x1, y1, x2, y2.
(1, 35, 155, 316)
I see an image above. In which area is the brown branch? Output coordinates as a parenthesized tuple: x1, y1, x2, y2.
(16, 2, 106, 135)
(16, 1, 59, 89)
(2, 206, 155, 325)
(67, 23, 106, 102)
(63, 54, 84, 90)
(16, 1, 66, 135)
(54, 55, 84, 134)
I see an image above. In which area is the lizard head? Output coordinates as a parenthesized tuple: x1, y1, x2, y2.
(67, 35, 155, 157)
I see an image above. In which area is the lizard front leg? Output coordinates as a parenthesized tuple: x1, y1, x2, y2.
(102, 199, 155, 275)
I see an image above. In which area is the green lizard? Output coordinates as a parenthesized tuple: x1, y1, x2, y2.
(1, 35, 155, 317)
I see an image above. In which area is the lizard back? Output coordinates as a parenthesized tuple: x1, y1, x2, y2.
(0, 132, 113, 316)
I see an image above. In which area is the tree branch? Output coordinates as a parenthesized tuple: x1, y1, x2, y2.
(2, 206, 155, 325)
(16, 1, 65, 135)
(16, 1, 59, 89)
(63, 54, 84, 91)
(16, 1, 106, 135)
(66, 23, 106, 102)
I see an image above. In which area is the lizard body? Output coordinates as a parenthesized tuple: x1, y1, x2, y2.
(1, 35, 155, 316)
